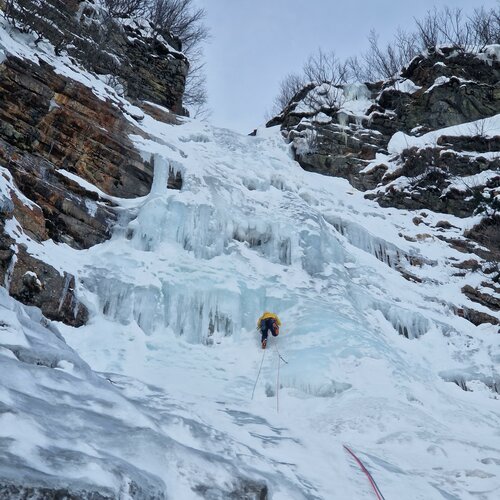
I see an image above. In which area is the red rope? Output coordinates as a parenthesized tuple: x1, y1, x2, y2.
(343, 445, 385, 500)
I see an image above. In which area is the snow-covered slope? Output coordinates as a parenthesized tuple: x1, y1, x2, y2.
(1, 13, 499, 500)
(0, 287, 275, 499)
(6, 108, 497, 498)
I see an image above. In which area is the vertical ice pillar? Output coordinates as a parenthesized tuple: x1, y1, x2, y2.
(150, 154, 170, 196)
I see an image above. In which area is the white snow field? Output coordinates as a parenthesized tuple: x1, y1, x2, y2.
(53, 112, 499, 500)
(1, 17, 500, 499)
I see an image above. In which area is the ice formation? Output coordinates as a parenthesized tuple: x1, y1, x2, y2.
(57, 112, 500, 498)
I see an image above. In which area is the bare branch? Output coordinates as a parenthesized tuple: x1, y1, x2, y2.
(148, 0, 209, 55)
(147, 0, 210, 114)
(103, 0, 147, 18)
(272, 73, 306, 114)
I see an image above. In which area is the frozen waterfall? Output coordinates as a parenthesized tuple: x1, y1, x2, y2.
(57, 116, 500, 500)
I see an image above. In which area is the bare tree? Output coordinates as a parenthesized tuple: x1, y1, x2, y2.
(437, 7, 471, 48)
(361, 29, 420, 81)
(103, 0, 147, 18)
(302, 49, 349, 109)
(148, 0, 208, 53)
(414, 9, 440, 48)
(303, 49, 349, 86)
(148, 0, 210, 117)
(468, 7, 500, 49)
(415, 7, 500, 52)
(4, 0, 18, 27)
(183, 60, 210, 118)
(272, 72, 306, 115)
(270, 6, 500, 120)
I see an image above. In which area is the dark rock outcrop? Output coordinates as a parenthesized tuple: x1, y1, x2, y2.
(0, 55, 154, 200)
(0, 483, 113, 500)
(270, 47, 500, 193)
(194, 479, 268, 500)
(465, 215, 500, 260)
(0, 51, 142, 323)
(289, 119, 388, 190)
(462, 284, 500, 312)
(0, 216, 88, 326)
(5, 0, 189, 113)
(371, 145, 500, 217)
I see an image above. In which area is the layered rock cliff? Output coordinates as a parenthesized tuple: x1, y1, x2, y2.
(0, 1, 187, 325)
(4, 0, 188, 112)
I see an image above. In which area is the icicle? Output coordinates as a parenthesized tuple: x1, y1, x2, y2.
(4, 246, 17, 292)
(150, 154, 170, 195)
(337, 111, 349, 146)
(58, 274, 72, 312)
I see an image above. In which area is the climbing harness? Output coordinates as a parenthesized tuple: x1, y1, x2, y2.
(343, 445, 386, 500)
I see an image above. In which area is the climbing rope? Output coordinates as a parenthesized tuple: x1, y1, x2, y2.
(343, 445, 386, 500)
(252, 335, 288, 410)
(274, 338, 288, 412)
(251, 347, 266, 400)
(275, 340, 288, 365)
(276, 344, 280, 413)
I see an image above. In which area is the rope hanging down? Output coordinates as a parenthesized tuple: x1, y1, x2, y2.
(274, 339, 288, 412)
(275, 341, 288, 365)
(343, 445, 386, 500)
(251, 347, 266, 400)
(276, 343, 280, 413)
(251, 337, 288, 409)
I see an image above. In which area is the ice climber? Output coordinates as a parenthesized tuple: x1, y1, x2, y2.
(257, 312, 281, 349)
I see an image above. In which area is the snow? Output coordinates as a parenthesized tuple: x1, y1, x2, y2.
(359, 152, 391, 174)
(53, 113, 499, 498)
(312, 112, 332, 124)
(385, 79, 422, 94)
(478, 44, 500, 63)
(443, 170, 500, 194)
(2, 94, 499, 495)
(23, 270, 42, 289)
(388, 114, 500, 154)
(425, 76, 475, 94)
(343, 82, 371, 101)
(0, 13, 154, 116)
(341, 83, 373, 117)
(425, 75, 451, 93)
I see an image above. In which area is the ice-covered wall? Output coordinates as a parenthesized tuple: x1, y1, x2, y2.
(325, 214, 420, 270)
(81, 149, 355, 344)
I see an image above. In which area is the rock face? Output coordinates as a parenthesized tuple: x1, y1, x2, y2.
(371, 145, 500, 217)
(0, 52, 141, 324)
(268, 46, 500, 326)
(270, 47, 500, 191)
(0, 3, 188, 325)
(5, 0, 189, 113)
(0, 485, 112, 500)
(0, 55, 153, 199)
(0, 215, 88, 326)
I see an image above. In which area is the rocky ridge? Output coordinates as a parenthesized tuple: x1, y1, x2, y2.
(268, 45, 500, 327)
(3, 0, 189, 112)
